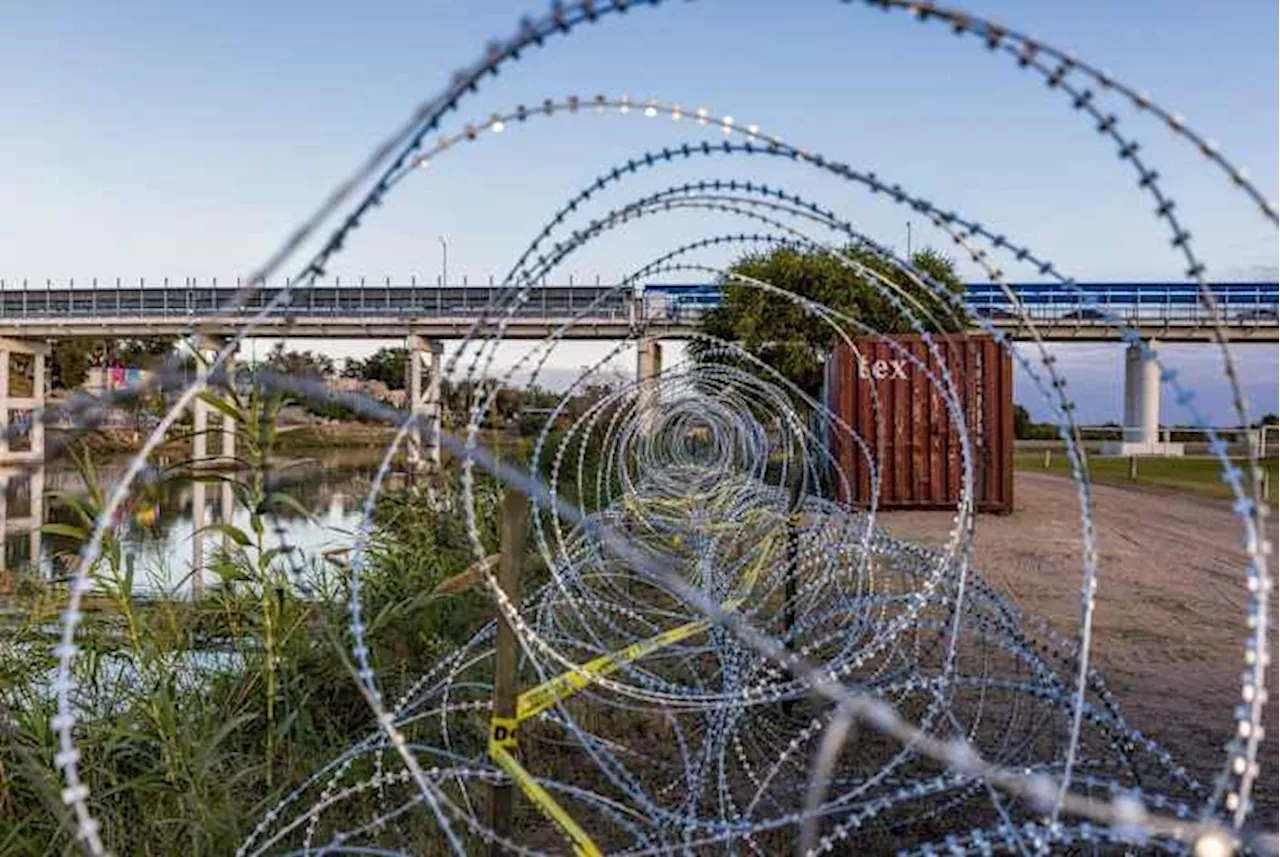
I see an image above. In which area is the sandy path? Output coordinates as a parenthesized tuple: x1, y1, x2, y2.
(878, 470, 1279, 828)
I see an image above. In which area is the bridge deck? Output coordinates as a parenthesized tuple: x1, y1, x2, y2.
(0, 283, 1272, 341)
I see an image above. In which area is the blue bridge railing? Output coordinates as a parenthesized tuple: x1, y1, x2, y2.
(644, 282, 1279, 326)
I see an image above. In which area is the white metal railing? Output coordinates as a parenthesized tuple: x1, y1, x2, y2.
(1260, 424, 1280, 458)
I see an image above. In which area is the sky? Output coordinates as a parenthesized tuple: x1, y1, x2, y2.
(1, 0, 1276, 424)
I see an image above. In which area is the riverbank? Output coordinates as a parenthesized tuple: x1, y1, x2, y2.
(48, 420, 400, 458)
(45, 420, 545, 460)
(0, 466, 505, 855)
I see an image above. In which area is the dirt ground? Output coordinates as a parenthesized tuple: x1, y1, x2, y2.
(878, 470, 1279, 830)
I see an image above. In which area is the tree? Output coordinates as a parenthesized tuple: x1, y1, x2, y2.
(50, 340, 93, 390)
(1255, 413, 1278, 428)
(1013, 404, 1033, 440)
(1013, 403, 1057, 440)
(493, 386, 523, 421)
(522, 385, 559, 410)
(259, 342, 334, 380)
(695, 245, 967, 399)
(115, 337, 175, 368)
(563, 383, 615, 421)
(344, 346, 408, 390)
(48, 336, 176, 391)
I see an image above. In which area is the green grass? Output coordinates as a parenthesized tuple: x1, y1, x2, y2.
(1, 385, 625, 856)
(1015, 451, 1279, 500)
(2, 387, 515, 856)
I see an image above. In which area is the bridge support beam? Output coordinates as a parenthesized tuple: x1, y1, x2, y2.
(636, 335, 663, 436)
(190, 335, 237, 595)
(406, 335, 444, 476)
(1122, 341, 1141, 443)
(0, 465, 44, 594)
(1104, 339, 1184, 457)
(0, 338, 49, 466)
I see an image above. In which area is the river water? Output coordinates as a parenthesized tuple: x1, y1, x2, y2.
(1, 450, 406, 598)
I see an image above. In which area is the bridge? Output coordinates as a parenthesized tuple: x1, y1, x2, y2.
(0, 279, 1274, 341)
(648, 281, 1279, 342)
(0, 282, 643, 339)
(0, 279, 1272, 465)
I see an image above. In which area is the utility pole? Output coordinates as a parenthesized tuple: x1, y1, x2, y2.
(906, 221, 913, 260)
(438, 235, 449, 287)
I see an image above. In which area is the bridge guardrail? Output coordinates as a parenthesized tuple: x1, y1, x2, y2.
(0, 284, 1274, 334)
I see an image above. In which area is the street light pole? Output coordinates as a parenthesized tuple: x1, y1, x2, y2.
(438, 235, 448, 286)
(906, 221, 912, 259)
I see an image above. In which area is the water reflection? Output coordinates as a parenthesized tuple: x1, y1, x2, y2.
(10, 450, 405, 597)
(1, 465, 44, 594)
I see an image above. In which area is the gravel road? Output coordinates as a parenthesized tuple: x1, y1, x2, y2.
(878, 469, 1280, 829)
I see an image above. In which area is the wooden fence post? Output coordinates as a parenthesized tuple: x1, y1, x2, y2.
(489, 488, 528, 855)
(785, 474, 801, 641)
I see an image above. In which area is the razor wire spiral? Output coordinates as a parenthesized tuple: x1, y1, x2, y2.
(13, 1, 1273, 855)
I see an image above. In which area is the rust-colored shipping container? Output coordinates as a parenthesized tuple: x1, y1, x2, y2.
(827, 334, 1014, 513)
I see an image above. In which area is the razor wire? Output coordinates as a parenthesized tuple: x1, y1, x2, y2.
(4, 1, 1272, 856)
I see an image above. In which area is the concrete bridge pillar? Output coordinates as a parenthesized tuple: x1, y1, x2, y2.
(221, 353, 236, 464)
(636, 335, 663, 435)
(1123, 340, 1162, 445)
(1122, 342, 1141, 443)
(1137, 341, 1161, 447)
(191, 342, 210, 595)
(405, 335, 444, 473)
(0, 338, 50, 465)
(27, 465, 44, 576)
(0, 464, 44, 593)
(190, 334, 238, 461)
(1108, 339, 1184, 456)
(0, 469, 7, 593)
(190, 334, 237, 595)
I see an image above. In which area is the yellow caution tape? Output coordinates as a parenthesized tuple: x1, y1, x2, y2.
(488, 716, 519, 752)
(490, 744, 603, 857)
(516, 534, 778, 720)
(518, 617, 713, 721)
(729, 532, 775, 601)
(485, 512, 783, 851)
